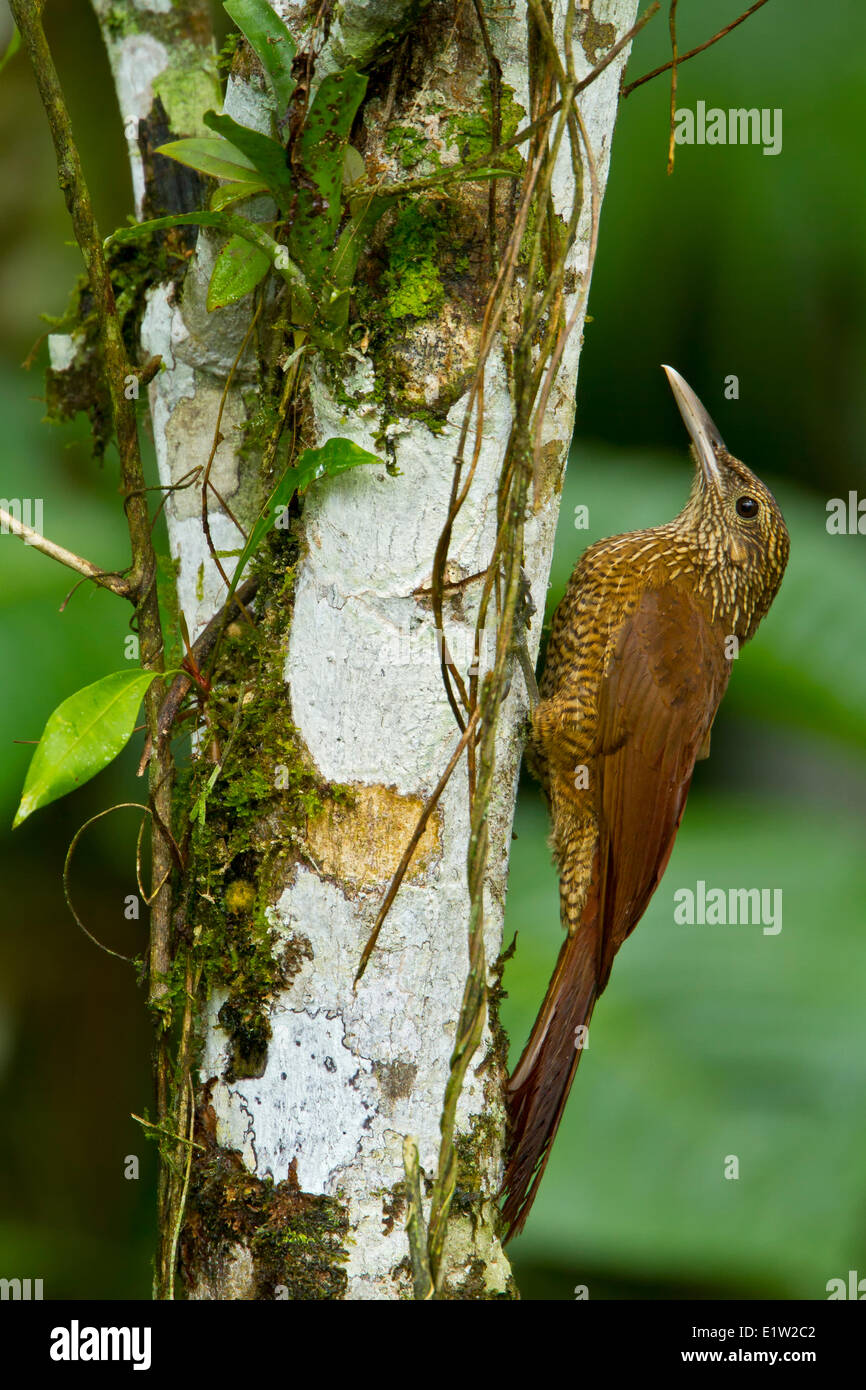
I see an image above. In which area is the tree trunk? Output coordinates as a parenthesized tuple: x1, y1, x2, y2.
(81, 0, 640, 1299)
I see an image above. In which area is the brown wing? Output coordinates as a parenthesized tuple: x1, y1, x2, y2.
(592, 584, 731, 992)
(502, 584, 731, 1241)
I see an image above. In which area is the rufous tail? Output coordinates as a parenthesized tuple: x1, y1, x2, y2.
(501, 879, 600, 1242)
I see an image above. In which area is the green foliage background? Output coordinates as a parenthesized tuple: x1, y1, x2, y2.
(0, 0, 864, 1298)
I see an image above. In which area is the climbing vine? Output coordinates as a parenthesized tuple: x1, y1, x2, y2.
(356, 0, 659, 1296)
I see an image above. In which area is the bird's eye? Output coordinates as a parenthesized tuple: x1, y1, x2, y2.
(736, 496, 759, 519)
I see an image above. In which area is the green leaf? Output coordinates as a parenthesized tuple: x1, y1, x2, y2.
(191, 761, 222, 829)
(156, 136, 260, 183)
(226, 473, 296, 603)
(0, 25, 20, 75)
(293, 437, 382, 493)
(210, 179, 270, 211)
(328, 192, 391, 292)
(13, 671, 160, 827)
(108, 211, 308, 295)
(319, 192, 391, 340)
(342, 145, 366, 188)
(289, 68, 368, 284)
(224, 0, 297, 113)
(228, 437, 382, 598)
(207, 234, 271, 309)
(203, 111, 293, 201)
(107, 214, 351, 347)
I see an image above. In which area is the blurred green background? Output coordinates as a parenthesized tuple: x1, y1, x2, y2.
(1, 1, 864, 1299)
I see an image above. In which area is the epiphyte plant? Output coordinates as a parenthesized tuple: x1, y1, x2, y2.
(110, 0, 389, 350)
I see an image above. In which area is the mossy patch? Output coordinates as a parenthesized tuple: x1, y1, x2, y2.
(382, 200, 447, 322)
(451, 1111, 502, 1225)
(169, 526, 353, 1086)
(581, 14, 617, 67)
(353, 193, 493, 425)
(384, 123, 438, 171)
(153, 61, 220, 139)
(444, 81, 525, 176)
(43, 230, 188, 459)
(182, 1117, 350, 1299)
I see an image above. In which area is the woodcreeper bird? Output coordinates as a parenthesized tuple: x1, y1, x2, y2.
(501, 366, 790, 1240)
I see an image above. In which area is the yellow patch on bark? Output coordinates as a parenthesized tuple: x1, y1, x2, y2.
(307, 785, 440, 887)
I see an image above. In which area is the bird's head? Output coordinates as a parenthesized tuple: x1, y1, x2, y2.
(664, 365, 790, 639)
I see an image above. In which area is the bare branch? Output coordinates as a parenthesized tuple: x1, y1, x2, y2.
(622, 0, 772, 98)
(0, 505, 133, 601)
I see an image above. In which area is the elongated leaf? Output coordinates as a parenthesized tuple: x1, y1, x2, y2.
(224, 0, 297, 113)
(203, 111, 293, 200)
(156, 136, 260, 183)
(108, 214, 339, 349)
(289, 68, 368, 284)
(207, 234, 271, 309)
(319, 192, 391, 339)
(294, 437, 382, 492)
(343, 145, 366, 189)
(228, 438, 382, 598)
(331, 192, 391, 293)
(210, 179, 269, 211)
(108, 211, 308, 294)
(14, 671, 160, 827)
(0, 25, 20, 74)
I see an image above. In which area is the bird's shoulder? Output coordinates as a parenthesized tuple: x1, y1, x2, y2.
(600, 580, 730, 724)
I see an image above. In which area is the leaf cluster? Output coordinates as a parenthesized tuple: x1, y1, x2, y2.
(113, 0, 390, 352)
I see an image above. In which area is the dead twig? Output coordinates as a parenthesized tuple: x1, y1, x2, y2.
(623, 0, 772, 98)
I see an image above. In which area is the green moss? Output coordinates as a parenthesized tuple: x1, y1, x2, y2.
(518, 197, 539, 266)
(184, 1144, 350, 1299)
(445, 80, 525, 175)
(240, 385, 285, 472)
(382, 201, 446, 321)
(156, 552, 183, 674)
(451, 1111, 501, 1224)
(102, 4, 136, 39)
(353, 193, 490, 428)
(153, 61, 221, 140)
(499, 84, 527, 151)
(406, 407, 446, 436)
(170, 538, 354, 1085)
(384, 123, 438, 171)
(216, 31, 240, 77)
